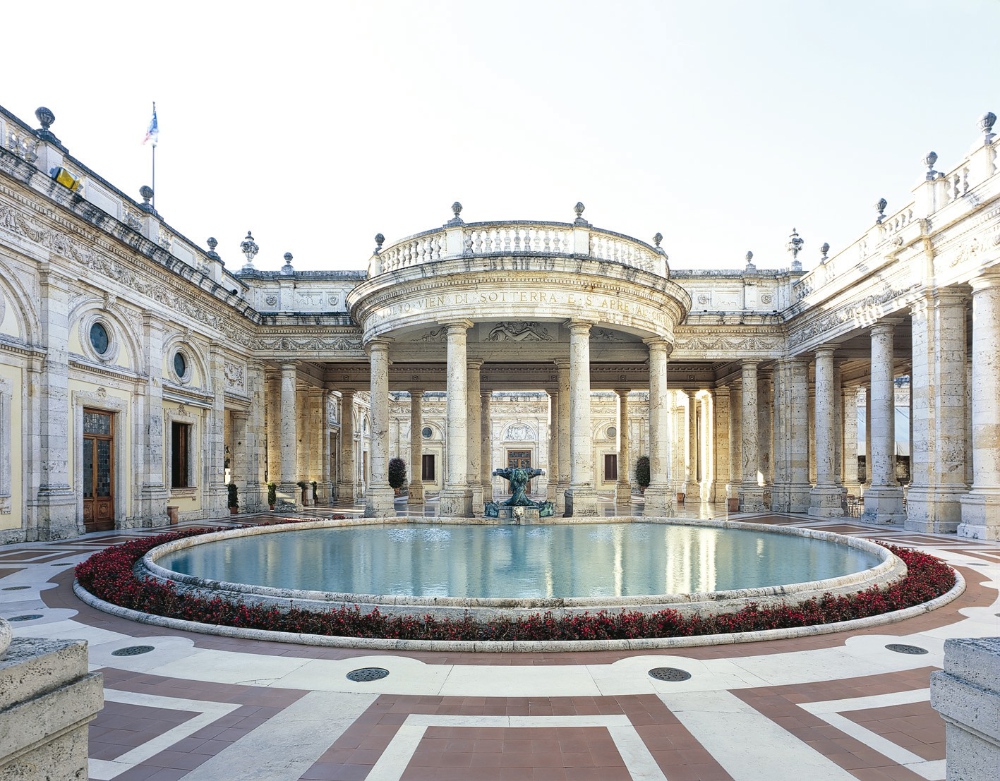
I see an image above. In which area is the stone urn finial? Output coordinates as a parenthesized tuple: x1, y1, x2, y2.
(281, 252, 295, 275)
(374, 233, 385, 254)
(138, 185, 155, 213)
(875, 197, 888, 224)
(240, 231, 259, 271)
(924, 151, 939, 180)
(787, 228, 804, 271)
(745, 250, 756, 271)
(653, 232, 663, 247)
(447, 201, 464, 226)
(573, 201, 588, 226)
(820, 242, 830, 263)
(34, 106, 61, 145)
(980, 111, 996, 143)
(206, 236, 221, 262)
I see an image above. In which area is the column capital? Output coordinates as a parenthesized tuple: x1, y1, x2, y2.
(280, 361, 297, 372)
(969, 267, 1000, 293)
(814, 345, 837, 358)
(934, 288, 970, 306)
(409, 388, 425, 397)
(466, 358, 484, 370)
(643, 336, 672, 356)
(871, 318, 903, 337)
(439, 318, 474, 331)
(565, 319, 596, 335)
(364, 337, 393, 356)
(553, 357, 571, 369)
(614, 388, 631, 398)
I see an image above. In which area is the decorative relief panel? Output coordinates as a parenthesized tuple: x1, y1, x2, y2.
(255, 335, 362, 352)
(223, 361, 246, 392)
(503, 423, 536, 441)
(486, 321, 553, 342)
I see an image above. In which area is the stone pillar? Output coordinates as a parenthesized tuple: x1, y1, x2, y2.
(278, 362, 298, 507)
(138, 313, 169, 524)
(862, 321, 905, 524)
(337, 391, 356, 503)
(265, 370, 280, 489)
(757, 375, 773, 488)
(230, 412, 249, 512)
(833, 363, 843, 488)
(961, 272, 1000, 539)
(739, 362, 766, 511)
(34, 267, 76, 539)
(700, 393, 713, 502)
(644, 338, 673, 516)
(0, 636, 104, 779)
(481, 391, 492, 500)
(615, 389, 632, 506)
(712, 387, 730, 504)
(780, 359, 812, 512)
(246, 362, 266, 511)
(364, 339, 395, 517)
(809, 346, 844, 516)
(440, 321, 473, 517)
(909, 292, 969, 533)
(671, 398, 685, 495)
(407, 390, 425, 504)
(467, 360, 484, 515)
(318, 390, 333, 505)
(555, 359, 571, 515)
(729, 382, 742, 504)
(842, 386, 861, 497)
(930, 638, 1000, 780)
(685, 390, 699, 500)
(547, 392, 559, 503)
(864, 386, 872, 489)
(566, 321, 598, 516)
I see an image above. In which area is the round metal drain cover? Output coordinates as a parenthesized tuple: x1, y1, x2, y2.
(111, 645, 156, 656)
(649, 667, 692, 682)
(346, 667, 389, 682)
(7, 614, 43, 622)
(2, 586, 29, 591)
(885, 644, 929, 655)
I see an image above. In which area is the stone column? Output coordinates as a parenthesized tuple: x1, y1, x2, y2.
(671, 398, 685, 495)
(278, 362, 298, 507)
(467, 360, 484, 515)
(319, 390, 333, 505)
(842, 386, 861, 497)
(364, 339, 395, 517)
(864, 386, 872, 488)
(407, 390, 425, 504)
(566, 321, 598, 516)
(481, 391, 492, 500)
(138, 314, 168, 523)
(685, 390, 699, 500)
(547, 392, 559, 503)
(862, 321, 905, 524)
(739, 362, 766, 511)
(909, 291, 969, 533)
(34, 267, 76, 538)
(265, 370, 280, 489)
(246, 362, 266, 511)
(337, 391, 356, 503)
(757, 374, 773, 488)
(961, 272, 1000, 539)
(230, 412, 249, 511)
(439, 320, 473, 517)
(644, 338, 673, 516)
(809, 346, 844, 516)
(712, 387, 730, 504)
(729, 382, 742, 504)
(615, 389, 632, 506)
(700, 393, 714, 501)
(555, 359, 571, 515)
(775, 358, 812, 512)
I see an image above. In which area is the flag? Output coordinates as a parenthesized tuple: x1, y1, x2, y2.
(143, 103, 159, 146)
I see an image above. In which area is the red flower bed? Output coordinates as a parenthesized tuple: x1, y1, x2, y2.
(75, 530, 956, 642)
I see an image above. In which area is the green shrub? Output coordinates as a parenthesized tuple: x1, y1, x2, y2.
(227, 482, 238, 510)
(388, 457, 407, 490)
(635, 456, 651, 489)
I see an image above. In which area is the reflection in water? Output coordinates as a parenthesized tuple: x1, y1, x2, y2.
(159, 524, 880, 600)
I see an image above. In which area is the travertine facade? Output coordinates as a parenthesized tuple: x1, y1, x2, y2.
(4, 103, 1000, 539)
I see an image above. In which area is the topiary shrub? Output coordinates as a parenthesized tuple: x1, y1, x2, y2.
(388, 457, 407, 490)
(227, 482, 238, 510)
(267, 482, 277, 508)
(635, 456, 651, 491)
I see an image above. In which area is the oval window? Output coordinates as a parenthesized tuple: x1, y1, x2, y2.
(422, 426, 432, 439)
(89, 322, 110, 355)
(173, 352, 187, 378)
(607, 426, 617, 439)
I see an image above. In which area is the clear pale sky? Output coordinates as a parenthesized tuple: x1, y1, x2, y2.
(2, 1, 995, 273)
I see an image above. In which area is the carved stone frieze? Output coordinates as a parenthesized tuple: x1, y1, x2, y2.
(223, 361, 246, 391)
(486, 321, 553, 342)
(255, 335, 362, 352)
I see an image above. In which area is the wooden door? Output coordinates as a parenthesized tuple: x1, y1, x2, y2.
(507, 450, 531, 470)
(83, 409, 114, 532)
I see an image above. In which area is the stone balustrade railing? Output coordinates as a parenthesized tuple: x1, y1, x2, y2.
(370, 221, 668, 278)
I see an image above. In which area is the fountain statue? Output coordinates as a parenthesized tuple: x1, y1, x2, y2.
(485, 466, 554, 519)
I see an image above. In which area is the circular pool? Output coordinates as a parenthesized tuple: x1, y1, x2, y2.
(141, 518, 905, 621)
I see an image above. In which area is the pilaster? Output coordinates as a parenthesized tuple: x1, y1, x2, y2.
(364, 339, 396, 517)
(643, 337, 673, 516)
(615, 389, 632, 506)
(407, 390, 425, 504)
(862, 321, 905, 524)
(809, 346, 844, 517)
(439, 320, 473, 517)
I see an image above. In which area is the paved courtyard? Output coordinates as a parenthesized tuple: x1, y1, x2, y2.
(2, 501, 998, 781)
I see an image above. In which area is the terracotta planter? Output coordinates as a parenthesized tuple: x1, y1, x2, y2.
(727, 497, 739, 513)
(676, 492, 685, 504)
(166, 506, 179, 525)
(229, 507, 238, 515)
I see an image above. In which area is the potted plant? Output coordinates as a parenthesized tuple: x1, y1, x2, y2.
(635, 456, 650, 494)
(311, 480, 319, 505)
(267, 482, 277, 511)
(388, 457, 407, 496)
(227, 483, 238, 515)
(297, 481, 312, 506)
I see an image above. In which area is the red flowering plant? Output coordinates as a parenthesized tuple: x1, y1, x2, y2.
(75, 533, 956, 643)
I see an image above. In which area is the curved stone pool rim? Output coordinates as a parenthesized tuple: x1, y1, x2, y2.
(138, 517, 907, 622)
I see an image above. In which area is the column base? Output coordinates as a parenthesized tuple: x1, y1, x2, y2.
(906, 486, 966, 533)
(643, 485, 674, 517)
(364, 486, 397, 518)
(138, 486, 170, 528)
(860, 484, 905, 525)
(482, 481, 494, 504)
(278, 482, 301, 511)
(470, 485, 484, 518)
(407, 481, 425, 504)
(33, 487, 79, 540)
(554, 486, 566, 515)
(316, 481, 334, 506)
(959, 489, 1000, 540)
(808, 485, 845, 518)
(336, 481, 358, 504)
(439, 488, 473, 517)
(615, 481, 632, 506)
(564, 486, 599, 517)
(712, 481, 730, 505)
(685, 482, 702, 502)
(738, 485, 768, 513)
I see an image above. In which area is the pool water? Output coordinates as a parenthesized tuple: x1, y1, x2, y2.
(157, 523, 881, 600)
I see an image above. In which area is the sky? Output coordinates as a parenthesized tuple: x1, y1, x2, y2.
(1, 1, 996, 273)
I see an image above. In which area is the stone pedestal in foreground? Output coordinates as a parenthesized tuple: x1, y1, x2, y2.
(0, 632, 104, 780)
(930, 637, 1000, 780)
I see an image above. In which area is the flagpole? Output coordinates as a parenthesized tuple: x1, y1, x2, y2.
(151, 142, 156, 212)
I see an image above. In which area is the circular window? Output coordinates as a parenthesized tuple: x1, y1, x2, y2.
(173, 351, 187, 378)
(89, 322, 110, 355)
(607, 426, 617, 439)
(422, 426, 432, 439)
